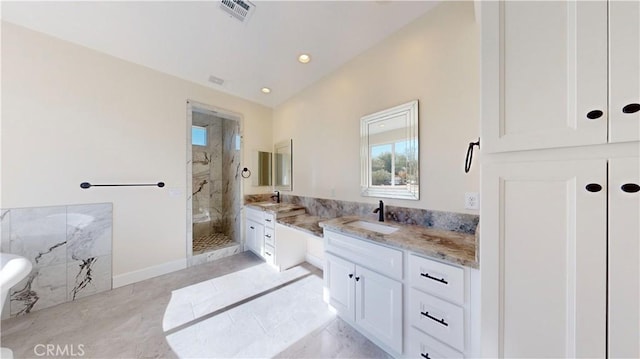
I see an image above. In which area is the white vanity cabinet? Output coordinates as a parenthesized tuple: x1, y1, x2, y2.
(481, 0, 639, 153)
(407, 254, 476, 358)
(324, 230, 403, 354)
(245, 207, 265, 257)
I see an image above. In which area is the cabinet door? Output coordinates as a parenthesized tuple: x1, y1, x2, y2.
(245, 219, 257, 254)
(481, 159, 607, 358)
(608, 157, 640, 357)
(324, 253, 355, 321)
(255, 222, 264, 258)
(481, 1, 608, 153)
(609, 1, 640, 143)
(355, 265, 403, 353)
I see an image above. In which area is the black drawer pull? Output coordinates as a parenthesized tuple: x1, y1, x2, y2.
(265, 219, 272, 222)
(622, 103, 640, 114)
(250, 226, 255, 230)
(420, 272, 448, 284)
(586, 110, 603, 119)
(421, 311, 448, 327)
(585, 183, 602, 192)
(265, 234, 271, 238)
(421, 353, 431, 359)
(265, 251, 271, 256)
(621, 183, 640, 193)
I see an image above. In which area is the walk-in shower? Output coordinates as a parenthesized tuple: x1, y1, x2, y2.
(188, 103, 241, 260)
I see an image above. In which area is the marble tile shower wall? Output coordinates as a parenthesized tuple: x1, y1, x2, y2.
(245, 194, 478, 235)
(222, 117, 241, 246)
(0, 203, 112, 318)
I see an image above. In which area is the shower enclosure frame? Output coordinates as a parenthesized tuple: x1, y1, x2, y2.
(185, 100, 244, 265)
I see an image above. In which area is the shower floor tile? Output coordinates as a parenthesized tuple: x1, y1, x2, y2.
(193, 232, 234, 254)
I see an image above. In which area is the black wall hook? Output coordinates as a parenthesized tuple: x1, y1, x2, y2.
(465, 138, 480, 173)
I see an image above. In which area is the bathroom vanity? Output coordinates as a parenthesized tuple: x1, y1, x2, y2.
(244, 203, 306, 271)
(320, 217, 479, 359)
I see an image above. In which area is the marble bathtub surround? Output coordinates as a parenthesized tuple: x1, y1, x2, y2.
(245, 194, 478, 235)
(0, 203, 112, 318)
(319, 216, 478, 268)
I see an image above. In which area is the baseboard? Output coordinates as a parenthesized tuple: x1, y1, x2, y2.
(305, 253, 323, 270)
(112, 258, 187, 288)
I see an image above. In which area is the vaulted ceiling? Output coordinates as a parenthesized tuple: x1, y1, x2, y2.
(1, 1, 439, 108)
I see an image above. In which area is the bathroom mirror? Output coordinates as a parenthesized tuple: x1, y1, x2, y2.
(274, 139, 293, 191)
(252, 150, 272, 186)
(361, 100, 419, 200)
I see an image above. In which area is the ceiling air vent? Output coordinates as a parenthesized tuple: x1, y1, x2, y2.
(220, 0, 255, 23)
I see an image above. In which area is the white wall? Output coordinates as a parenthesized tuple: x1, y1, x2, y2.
(273, 1, 480, 214)
(0, 22, 273, 278)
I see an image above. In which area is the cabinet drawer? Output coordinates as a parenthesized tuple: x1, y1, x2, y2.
(264, 227, 275, 247)
(410, 289, 464, 352)
(263, 244, 275, 265)
(324, 230, 403, 280)
(409, 254, 464, 305)
(246, 207, 264, 222)
(409, 328, 464, 359)
(264, 213, 275, 228)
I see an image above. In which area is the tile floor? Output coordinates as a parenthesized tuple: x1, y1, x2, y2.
(1, 252, 391, 359)
(192, 232, 234, 255)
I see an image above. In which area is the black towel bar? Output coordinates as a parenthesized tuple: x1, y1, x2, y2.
(80, 182, 165, 189)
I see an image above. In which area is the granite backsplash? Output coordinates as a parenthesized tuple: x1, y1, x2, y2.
(244, 194, 478, 235)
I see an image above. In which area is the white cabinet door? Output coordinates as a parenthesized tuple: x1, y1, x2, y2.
(481, 159, 607, 358)
(245, 219, 257, 254)
(481, 1, 608, 153)
(355, 265, 403, 353)
(324, 253, 355, 321)
(609, 1, 640, 143)
(608, 157, 640, 358)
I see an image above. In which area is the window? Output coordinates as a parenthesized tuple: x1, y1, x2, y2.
(192, 126, 207, 146)
(370, 139, 417, 187)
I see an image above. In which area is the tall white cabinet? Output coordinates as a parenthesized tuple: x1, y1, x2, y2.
(481, 1, 640, 358)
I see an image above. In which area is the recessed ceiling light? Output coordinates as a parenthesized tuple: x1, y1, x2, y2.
(298, 54, 311, 64)
(261, 87, 271, 94)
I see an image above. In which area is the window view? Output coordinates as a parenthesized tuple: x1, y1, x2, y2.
(192, 126, 207, 146)
(370, 140, 417, 187)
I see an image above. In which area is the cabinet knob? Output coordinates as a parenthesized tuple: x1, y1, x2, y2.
(355, 276, 360, 281)
(621, 183, 640, 193)
(586, 110, 604, 120)
(250, 226, 255, 229)
(622, 103, 640, 114)
(585, 183, 603, 192)
(348, 274, 354, 278)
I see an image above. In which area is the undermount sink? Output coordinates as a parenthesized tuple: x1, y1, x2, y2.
(348, 220, 399, 234)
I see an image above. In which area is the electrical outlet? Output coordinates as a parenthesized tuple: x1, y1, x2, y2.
(464, 192, 479, 210)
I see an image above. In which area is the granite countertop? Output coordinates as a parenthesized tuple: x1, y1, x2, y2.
(319, 216, 478, 268)
(246, 202, 306, 218)
(277, 214, 326, 238)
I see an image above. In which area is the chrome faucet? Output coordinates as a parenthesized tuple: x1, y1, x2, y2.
(271, 190, 280, 203)
(373, 200, 384, 222)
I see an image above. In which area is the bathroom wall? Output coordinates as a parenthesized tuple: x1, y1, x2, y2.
(272, 1, 480, 214)
(1, 203, 112, 318)
(1, 22, 273, 285)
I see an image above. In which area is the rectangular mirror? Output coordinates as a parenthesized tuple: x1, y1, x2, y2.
(251, 150, 272, 186)
(274, 139, 293, 191)
(361, 100, 419, 200)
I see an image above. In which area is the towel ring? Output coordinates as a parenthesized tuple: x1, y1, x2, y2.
(241, 167, 251, 179)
